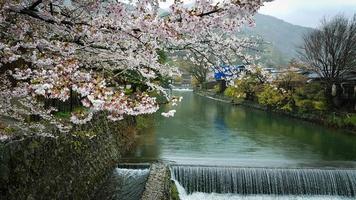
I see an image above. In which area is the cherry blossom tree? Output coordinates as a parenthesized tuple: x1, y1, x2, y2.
(0, 0, 265, 136)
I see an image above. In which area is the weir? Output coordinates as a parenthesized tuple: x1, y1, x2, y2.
(171, 165, 356, 197)
(94, 164, 150, 200)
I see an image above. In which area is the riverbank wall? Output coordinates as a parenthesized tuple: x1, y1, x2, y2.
(195, 90, 356, 134)
(0, 117, 137, 200)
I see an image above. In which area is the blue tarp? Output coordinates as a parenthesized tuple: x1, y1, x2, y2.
(214, 65, 245, 80)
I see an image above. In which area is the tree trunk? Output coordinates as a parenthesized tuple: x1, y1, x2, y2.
(326, 83, 343, 109)
(219, 80, 227, 93)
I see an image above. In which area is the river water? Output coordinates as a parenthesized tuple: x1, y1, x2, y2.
(123, 91, 356, 168)
(120, 91, 356, 200)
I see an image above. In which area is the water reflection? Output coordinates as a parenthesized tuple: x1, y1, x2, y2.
(123, 91, 356, 168)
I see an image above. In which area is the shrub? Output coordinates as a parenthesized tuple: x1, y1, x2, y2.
(281, 102, 294, 112)
(313, 101, 327, 111)
(224, 85, 246, 100)
(257, 85, 289, 110)
(344, 114, 356, 127)
(293, 82, 327, 112)
(225, 78, 262, 101)
(294, 99, 315, 112)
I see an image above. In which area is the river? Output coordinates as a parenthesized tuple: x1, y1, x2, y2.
(123, 91, 356, 168)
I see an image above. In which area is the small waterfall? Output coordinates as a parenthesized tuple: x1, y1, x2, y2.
(171, 165, 356, 197)
(95, 167, 150, 200)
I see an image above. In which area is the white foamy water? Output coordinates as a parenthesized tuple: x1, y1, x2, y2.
(179, 193, 355, 200)
(172, 88, 193, 91)
(171, 165, 356, 196)
(173, 179, 355, 200)
(95, 168, 149, 200)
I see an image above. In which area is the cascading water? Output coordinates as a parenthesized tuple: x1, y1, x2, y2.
(94, 167, 149, 200)
(171, 165, 356, 200)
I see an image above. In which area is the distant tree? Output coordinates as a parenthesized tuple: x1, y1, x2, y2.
(275, 60, 307, 92)
(186, 62, 209, 87)
(275, 70, 307, 92)
(300, 15, 356, 105)
(171, 58, 209, 87)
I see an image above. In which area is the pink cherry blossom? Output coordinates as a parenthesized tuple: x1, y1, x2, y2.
(0, 0, 264, 134)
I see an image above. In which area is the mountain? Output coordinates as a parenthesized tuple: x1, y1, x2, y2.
(159, 7, 313, 68)
(243, 13, 314, 67)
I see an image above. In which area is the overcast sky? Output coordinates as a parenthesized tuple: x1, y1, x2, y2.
(159, 0, 356, 28)
(259, 0, 356, 28)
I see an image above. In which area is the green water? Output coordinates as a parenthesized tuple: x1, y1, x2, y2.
(123, 91, 356, 168)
